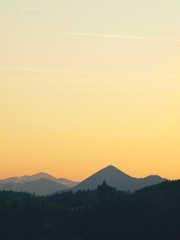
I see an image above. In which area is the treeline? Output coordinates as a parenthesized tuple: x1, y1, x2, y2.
(0, 180, 180, 240)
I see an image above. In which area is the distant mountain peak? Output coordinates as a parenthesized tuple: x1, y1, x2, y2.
(106, 165, 115, 168)
(105, 165, 123, 171)
(72, 165, 167, 192)
(0, 172, 79, 195)
(105, 165, 118, 170)
(98, 165, 128, 177)
(31, 172, 53, 177)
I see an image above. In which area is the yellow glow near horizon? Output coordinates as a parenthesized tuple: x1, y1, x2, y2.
(0, 1, 180, 181)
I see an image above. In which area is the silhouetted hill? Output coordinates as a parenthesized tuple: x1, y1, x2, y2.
(0, 180, 179, 240)
(72, 165, 167, 192)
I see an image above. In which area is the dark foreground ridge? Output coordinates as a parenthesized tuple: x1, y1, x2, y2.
(0, 179, 180, 240)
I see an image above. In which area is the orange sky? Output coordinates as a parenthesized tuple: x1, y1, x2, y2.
(0, 0, 180, 181)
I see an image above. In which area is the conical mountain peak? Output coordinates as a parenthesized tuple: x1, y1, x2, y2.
(104, 165, 126, 172)
(72, 165, 166, 192)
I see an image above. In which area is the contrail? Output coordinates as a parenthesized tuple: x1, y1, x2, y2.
(59, 32, 180, 42)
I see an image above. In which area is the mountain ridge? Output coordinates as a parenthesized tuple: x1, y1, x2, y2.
(72, 165, 168, 192)
(0, 172, 80, 195)
(0, 166, 168, 195)
(0, 172, 79, 187)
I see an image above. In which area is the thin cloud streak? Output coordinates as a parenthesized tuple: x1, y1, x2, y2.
(0, 66, 59, 73)
(20, 8, 47, 10)
(59, 32, 180, 42)
(66, 87, 142, 92)
(0, 66, 115, 76)
(1, 66, 179, 80)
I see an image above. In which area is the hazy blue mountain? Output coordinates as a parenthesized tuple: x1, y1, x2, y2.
(30, 172, 60, 183)
(0, 172, 79, 186)
(0, 172, 79, 195)
(0, 176, 30, 184)
(58, 178, 79, 188)
(72, 165, 167, 192)
(0, 178, 68, 195)
(0, 172, 58, 185)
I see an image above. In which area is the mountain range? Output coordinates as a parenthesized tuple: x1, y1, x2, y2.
(0, 166, 167, 195)
(0, 172, 79, 195)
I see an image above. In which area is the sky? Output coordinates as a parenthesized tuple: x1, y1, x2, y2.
(0, 0, 180, 181)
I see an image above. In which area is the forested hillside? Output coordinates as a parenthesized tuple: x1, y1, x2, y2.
(0, 180, 180, 240)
